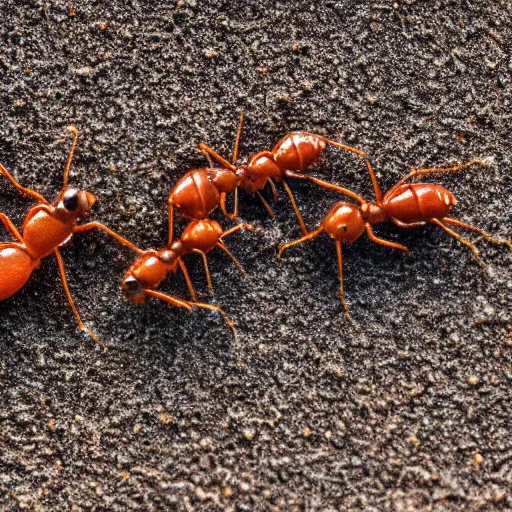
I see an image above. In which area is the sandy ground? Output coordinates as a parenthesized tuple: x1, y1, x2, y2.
(1, 1, 511, 510)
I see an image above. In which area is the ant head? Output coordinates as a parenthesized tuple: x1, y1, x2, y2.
(54, 187, 97, 222)
(323, 202, 365, 244)
(121, 274, 146, 304)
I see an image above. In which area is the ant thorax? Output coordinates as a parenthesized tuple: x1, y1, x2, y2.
(159, 245, 183, 270)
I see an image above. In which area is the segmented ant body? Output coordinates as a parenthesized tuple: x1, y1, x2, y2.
(168, 167, 239, 243)
(196, 112, 369, 235)
(279, 158, 512, 320)
(122, 216, 253, 340)
(0, 127, 140, 345)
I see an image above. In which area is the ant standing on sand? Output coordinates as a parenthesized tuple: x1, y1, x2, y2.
(279, 157, 512, 321)
(169, 112, 370, 238)
(0, 126, 141, 346)
(121, 211, 254, 341)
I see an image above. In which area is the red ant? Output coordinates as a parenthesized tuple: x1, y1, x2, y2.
(168, 112, 368, 241)
(278, 158, 512, 320)
(0, 127, 141, 346)
(121, 215, 254, 341)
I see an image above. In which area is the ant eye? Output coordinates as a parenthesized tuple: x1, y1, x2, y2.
(342, 225, 348, 232)
(63, 189, 79, 211)
(123, 275, 142, 296)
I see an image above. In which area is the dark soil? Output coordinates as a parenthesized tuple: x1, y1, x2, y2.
(1, 1, 511, 510)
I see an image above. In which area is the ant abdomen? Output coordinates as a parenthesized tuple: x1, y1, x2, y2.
(384, 183, 456, 224)
(169, 169, 220, 220)
(272, 133, 327, 172)
(0, 246, 35, 300)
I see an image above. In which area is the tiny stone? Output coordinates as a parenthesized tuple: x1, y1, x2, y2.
(158, 413, 173, 424)
(409, 435, 420, 448)
(473, 453, 484, 465)
(468, 376, 479, 386)
(243, 429, 255, 441)
(195, 487, 207, 501)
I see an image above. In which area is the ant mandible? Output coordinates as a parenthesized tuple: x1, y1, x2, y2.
(178, 112, 369, 236)
(279, 158, 512, 320)
(0, 127, 141, 346)
(121, 214, 254, 341)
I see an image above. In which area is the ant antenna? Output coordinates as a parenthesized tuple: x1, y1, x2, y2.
(63, 126, 79, 189)
(232, 110, 245, 164)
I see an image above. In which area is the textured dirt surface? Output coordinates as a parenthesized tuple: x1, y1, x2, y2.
(1, 1, 511, 511)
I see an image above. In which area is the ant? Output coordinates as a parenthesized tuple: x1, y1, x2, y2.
(278, 158, 512, 320)
(168, 111, 369, 241)
(0, 126, 141, 346)
(121, 215, 254, 341)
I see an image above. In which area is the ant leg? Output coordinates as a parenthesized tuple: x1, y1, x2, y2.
(220, 193, 229, 217)
(203, 148, 215, 168)
(335, 240, 357, 325)
(284, 171, 366, 204)
(268, 179, 280, 201)
(233, 186, 239, 218)
(256, 191, 275, 218)
(394, 160, 484, 188)
(431, 218, 485, 267)
(74, 222, 144, 255)
(220, 191, 240, 221)
(232, 110, 244, 163)
(365, 223, 408, 251)
(0, 213, 23, 242)
(324, 139, 367, 159)
(278, 225, 324, 258)
(281, 179, 308, 235)
(221, 222, 255, 238)
(361, 158, 382, 203)
(144, 289, 193, 310)
(199, 143, 237, 171)
(392, 218, 427, 229)
(443, 217, 512, 251)
(178, 259, 198, 301)
(63, 126, 79, 189)
(321, 140, 382, 203)
(192, 249, 214, 293)
(216, 241, 247, 277)
(53, 248, 104, 348)
(144, 289, 237, 341)
(0, 163, 49, 205)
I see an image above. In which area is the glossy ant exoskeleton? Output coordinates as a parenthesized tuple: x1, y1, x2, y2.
(279, 158, 512, 320)
(0, 127, 141, 346)
(169, 112, 369, 237)
(121, 215, 254, 340)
